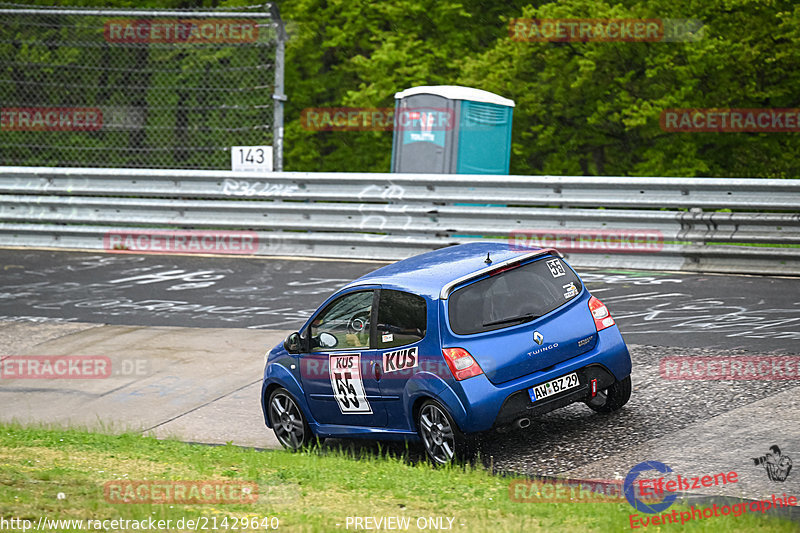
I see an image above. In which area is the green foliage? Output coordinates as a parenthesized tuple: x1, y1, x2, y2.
(2, 0, 800, 176)
(277, 0, 529, 171)
(2, 424, 798, 532)
(279, 0, 800, 176)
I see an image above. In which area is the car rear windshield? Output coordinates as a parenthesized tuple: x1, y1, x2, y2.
(447, 256, 582, 335)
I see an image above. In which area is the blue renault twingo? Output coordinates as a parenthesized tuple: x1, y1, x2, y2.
(261, 242, 632, 464)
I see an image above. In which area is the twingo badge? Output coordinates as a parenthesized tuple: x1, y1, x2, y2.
(383, 346, 419, 373)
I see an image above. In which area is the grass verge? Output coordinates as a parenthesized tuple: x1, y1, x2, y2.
(0, 424, 797, 532)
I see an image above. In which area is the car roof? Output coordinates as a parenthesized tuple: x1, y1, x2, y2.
(343, 242, 556, 299)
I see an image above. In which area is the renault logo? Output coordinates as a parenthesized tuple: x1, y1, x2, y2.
(533, 331, 544, 345)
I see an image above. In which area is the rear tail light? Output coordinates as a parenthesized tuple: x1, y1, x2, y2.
(442, 347, 484, 381)
(589, 296, 616, 331)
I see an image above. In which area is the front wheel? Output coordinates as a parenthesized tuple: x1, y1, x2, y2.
(417, 400, 472, 465)
(267, 388, 314, 450)
(586, 375, 632, 413)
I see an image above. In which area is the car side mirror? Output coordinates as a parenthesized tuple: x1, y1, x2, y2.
(318, 332, 338, 349)
(284, 332, 302, 354)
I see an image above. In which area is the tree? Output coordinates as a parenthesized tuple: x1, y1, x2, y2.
(458, 0, 800, 177)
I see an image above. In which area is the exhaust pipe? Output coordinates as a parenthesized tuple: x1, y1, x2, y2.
(515, 417, 531, 429)
(496, 417, 532, 433)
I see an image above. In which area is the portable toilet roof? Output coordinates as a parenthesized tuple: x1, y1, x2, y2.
(394, 85, 515, 107)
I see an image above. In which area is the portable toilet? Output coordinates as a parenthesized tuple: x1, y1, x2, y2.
(391, 85, 515, 174)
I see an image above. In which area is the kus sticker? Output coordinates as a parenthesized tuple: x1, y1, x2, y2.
(383, 346, 419, 373)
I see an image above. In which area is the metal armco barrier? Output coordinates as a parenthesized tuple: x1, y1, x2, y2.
(1, 166, 799, 275)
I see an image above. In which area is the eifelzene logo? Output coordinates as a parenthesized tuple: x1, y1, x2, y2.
(752, 445, 793, 482)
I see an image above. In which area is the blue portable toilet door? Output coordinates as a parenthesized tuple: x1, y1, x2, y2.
(456, 101, 513, 174)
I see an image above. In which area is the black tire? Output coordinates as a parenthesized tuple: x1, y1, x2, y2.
(416, 399, 473, 465)
(586, 375, 632, 414)
(267, 388, 315, 450)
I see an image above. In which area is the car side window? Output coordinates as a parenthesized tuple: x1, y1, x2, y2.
(309, 290, 373, 351)
(377, 289, 427, 349)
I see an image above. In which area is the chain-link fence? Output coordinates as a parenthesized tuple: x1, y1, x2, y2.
(0, 3, 285, 170)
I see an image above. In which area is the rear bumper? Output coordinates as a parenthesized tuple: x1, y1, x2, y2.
(492, 363, 616, 428)
(453, 325, 631, 433)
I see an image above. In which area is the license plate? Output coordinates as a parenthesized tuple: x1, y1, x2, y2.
(528, 372, 579, 402)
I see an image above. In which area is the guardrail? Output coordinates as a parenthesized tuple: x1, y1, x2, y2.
(1, 166, 799, 274)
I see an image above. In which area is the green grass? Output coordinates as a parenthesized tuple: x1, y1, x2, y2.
(0, 424, 797, 532)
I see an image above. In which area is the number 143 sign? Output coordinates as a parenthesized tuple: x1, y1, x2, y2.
(231, 145, 273, 172)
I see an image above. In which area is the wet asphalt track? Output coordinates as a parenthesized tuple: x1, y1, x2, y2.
(1, 248, 798, 352)
(1, 249, 799, 502)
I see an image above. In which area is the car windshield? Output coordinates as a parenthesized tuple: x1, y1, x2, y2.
(448, 257, 582, 335)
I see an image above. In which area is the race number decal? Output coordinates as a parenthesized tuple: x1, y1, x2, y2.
(547, 258, 566, 278)
(329, 353, 372, 414)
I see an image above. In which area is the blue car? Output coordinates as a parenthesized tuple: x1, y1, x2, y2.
(261, 242, 632, 464)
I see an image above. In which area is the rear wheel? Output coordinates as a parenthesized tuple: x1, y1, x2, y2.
(586, 375, 632, 413)
(268, 388, 314, 450)
(417, 400, 472, 465)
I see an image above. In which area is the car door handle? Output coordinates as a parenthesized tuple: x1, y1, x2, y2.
(372, 361, 382, 381)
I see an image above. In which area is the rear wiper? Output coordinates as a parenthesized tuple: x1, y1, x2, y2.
(483, 313, 541, 327)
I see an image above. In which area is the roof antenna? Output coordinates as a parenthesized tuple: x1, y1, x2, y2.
(485, 252, 492, 265)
